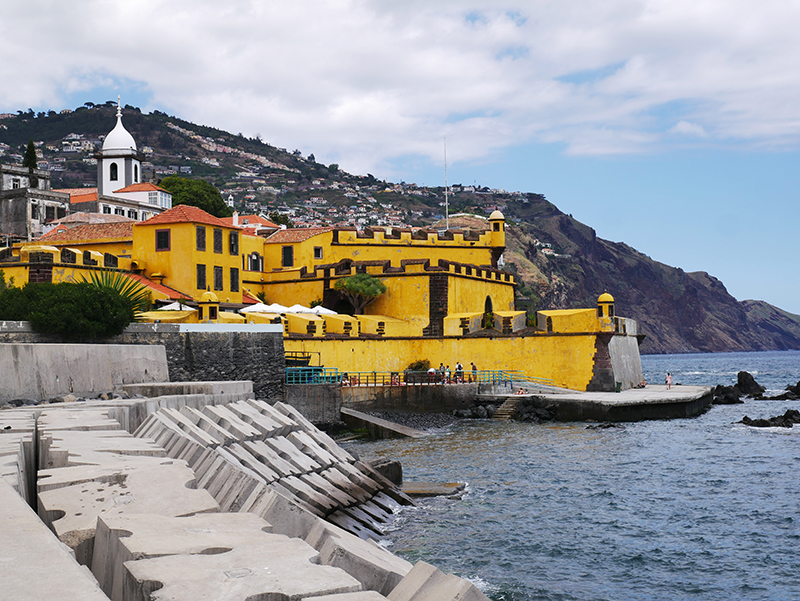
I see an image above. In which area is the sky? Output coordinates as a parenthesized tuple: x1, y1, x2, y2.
(1, 0, 799, 313)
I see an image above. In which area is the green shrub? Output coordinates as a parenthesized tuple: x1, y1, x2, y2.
(0, 282, 136, 339)
(407, 359, 430, 371)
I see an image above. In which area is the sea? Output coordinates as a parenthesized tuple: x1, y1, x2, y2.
(343, 350, 800, 601)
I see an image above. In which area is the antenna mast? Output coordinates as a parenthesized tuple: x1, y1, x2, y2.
(444, 137, 449, 230)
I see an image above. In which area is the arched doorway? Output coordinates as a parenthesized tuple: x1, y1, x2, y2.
(482, 296, 494, 329)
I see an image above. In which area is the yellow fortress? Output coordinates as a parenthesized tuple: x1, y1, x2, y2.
(1, 201, 644, 391)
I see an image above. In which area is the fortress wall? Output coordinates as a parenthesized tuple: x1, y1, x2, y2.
(608, 335, 645, 390)
(0, 343, 168, 402)
(285, 334, 603, 391)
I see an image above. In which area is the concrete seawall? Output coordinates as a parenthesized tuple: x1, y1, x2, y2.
(0, 322, 286, 401)
(0, 343, 168, 403)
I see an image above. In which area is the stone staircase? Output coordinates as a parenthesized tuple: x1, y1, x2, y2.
(492, 396, 522, 420)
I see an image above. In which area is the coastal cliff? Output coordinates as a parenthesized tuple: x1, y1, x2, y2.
(495, 198, 800, 354)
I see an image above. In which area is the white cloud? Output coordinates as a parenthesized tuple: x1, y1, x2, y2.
(3, 0, 800, 173)
(669, 121, 708, 138)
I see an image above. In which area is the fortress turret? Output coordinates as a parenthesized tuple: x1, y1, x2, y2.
(488, 210, 506, 267)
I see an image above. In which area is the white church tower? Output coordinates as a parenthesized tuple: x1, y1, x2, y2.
(97, 98, 141, 196)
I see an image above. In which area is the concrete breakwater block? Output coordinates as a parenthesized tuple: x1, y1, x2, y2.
(93, 512, 315, 600)
(0, 478, 110, 601)
(387, 560, 489, 601)
(123, 541, 361, 601)
(38, 460, 219, 566)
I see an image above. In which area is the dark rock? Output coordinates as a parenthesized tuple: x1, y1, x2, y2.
(485, 404, 497, 418)
(737, 371, 765, 396)
(739, 409, 800, 428)
(474, 405, 488, 419)
(761, 391, 799, 401)
(712, 385, 742, 404)
(368, 459, 403, 485)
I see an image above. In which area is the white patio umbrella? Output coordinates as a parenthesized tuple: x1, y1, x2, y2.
(158, 302, 196, 311)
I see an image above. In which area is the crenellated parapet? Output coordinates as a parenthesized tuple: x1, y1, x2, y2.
(260, 256, 515, 286)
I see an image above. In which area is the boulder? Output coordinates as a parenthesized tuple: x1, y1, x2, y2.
(737, 371, 765, 396)
(712, 385, 742, 405)
(368, 459, 403, 486)
(739, 409, 800, 428)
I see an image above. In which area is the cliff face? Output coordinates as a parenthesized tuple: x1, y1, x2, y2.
(497, 196, 800, 354)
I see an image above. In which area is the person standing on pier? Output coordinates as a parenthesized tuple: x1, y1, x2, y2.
(665, 372, 673, 390)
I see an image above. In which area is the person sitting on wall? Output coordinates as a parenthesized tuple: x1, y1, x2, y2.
(341, 373, 349, 386)
(428, 366, 436, 383)
(391, 373, 400, 386)
(515, 388, 525, 395)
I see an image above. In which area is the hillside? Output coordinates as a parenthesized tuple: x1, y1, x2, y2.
(3, 104, 800, 354)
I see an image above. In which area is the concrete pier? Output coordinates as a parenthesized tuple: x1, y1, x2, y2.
(484, 384, 714, 422)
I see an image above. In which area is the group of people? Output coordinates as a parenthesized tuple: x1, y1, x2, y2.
(427, 361, 478, 384)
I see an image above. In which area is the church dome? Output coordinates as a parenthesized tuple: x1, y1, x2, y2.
(102, 104, 137, 152)
(489, 210, 504, 220)
(598, 292, 615, 303)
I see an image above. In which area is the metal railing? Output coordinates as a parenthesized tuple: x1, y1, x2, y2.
(284, 368, 555, 388)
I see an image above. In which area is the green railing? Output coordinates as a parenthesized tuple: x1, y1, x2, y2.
(284, 368, 555, 387)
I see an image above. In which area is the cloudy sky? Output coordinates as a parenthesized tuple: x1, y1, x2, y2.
(2, 1, 799, 313)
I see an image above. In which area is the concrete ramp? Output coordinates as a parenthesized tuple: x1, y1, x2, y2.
(341, 409, 428, 439)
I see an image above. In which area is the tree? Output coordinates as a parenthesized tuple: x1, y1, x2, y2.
(328, 163, 339, 174)
(159, 176, 232, 218)
(268, 212, 294, 228)
(23, 140, 38, 188)
(23, 140, 37, 170)
(334, 273, 387, 315)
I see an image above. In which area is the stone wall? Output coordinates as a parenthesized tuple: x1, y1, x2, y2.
(284, 383, 343, 425)
(0, 322, 285, 402)
(342, 382, 477, 413)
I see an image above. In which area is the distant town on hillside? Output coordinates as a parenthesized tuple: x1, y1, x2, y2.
(0, 103, 535, 231)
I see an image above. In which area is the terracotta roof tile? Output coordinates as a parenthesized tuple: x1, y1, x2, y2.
(264, 227, 332, 244)
(53, 187, 98, 198)
(36, 222, 134, 243)
(52, 188, 99, 204)
(220, 214, 279, 229)
(125, 273, 184, 300)
(138, 204, 240, 229)
(113, 183, 168, 193)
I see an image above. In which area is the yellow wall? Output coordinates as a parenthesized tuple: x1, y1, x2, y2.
(448, 275, 515, 314)
(538, 309, 600, 333)
(284, 333, 603, 391)
(133, 221, 243, 303)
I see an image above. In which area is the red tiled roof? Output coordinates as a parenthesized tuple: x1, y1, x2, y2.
(113, 183, 168, 193)
(220, 214, 279, 229)
(36, 222, 134, 243)
(138, 204, 240, 229)
(53, 188, 99, 204)
(264, 227, 332, 244)
(242, 289, 259, 305)
(125, 273, 184, 300)
(53, 187, 98, 198)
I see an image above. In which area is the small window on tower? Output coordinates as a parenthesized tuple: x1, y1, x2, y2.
(134, 164, 139, 183)
(110, 163, 118, 181)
